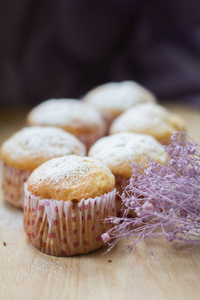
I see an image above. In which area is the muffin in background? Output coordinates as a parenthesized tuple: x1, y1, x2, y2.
(109, 102, 186, 144)
(88, 132, 168, 215)
(83, 81, 156, 130)
(27, 99, 106, 150)
(24, 155, 116, 256)
(1, 126, 86, 208)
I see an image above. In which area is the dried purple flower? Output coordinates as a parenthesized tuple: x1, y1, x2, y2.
(102, 233, 111, 243)
(102, 131, 200, 254)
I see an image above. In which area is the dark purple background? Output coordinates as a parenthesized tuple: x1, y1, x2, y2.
(0, 0, 200, 107)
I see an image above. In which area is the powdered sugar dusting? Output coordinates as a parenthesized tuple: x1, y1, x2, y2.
(28, 99, 104, 127)
(84, 81, 156, 111)
(88, 132, 168, 170)
(110, 103, 185, 134)
(1, 126, 86, 163)
(28, 155, 111, 190)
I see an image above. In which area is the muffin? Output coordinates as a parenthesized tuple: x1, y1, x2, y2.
(88, 132, 168, 215)
(109, 103, 186, 144)
(27, 99, 106, 150)
(83, 81, 156, 130)
(1, 126, 86, 208)
(24, 155, 116, 256)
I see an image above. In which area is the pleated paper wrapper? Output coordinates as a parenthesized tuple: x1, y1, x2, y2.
(24, 184, 116, 256)
(2, 162, 31, 208)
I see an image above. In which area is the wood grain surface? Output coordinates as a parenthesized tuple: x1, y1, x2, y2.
(0, 103, 200, 300)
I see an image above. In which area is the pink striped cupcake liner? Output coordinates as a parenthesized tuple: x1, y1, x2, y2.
(2, 162, 31, 208)
(24, 184, 116, 256)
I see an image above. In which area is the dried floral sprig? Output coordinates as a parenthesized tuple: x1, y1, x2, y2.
(102, 131, 200, 254)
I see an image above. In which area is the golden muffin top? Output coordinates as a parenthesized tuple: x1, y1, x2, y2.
(27, 99, 106, 134)
(27, 155, 115, 202)
(109, 103, 185, 144)
(88, 132, 168, 178)
(83, 81, 156, 117)
(1, 126, 86, 171)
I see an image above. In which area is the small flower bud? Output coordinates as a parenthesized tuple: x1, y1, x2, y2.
(142, 202, 154, 213)
(101, 233, 110, 243)
(134, 218, 142, 226)
(185, 225, 190, 231)
(169, 159, 176, 166)
(132, 162, 138, 168)
(113, 218, 121, 225)
(167, 233, 174, 242)
(171, 133, 178, 141)
(135, 206, 141, 212)
(187, 146, 196, 155)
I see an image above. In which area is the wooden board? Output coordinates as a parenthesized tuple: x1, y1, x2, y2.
(0, 103, 200, 300)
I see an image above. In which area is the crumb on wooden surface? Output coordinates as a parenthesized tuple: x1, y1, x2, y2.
(3, 241, 7, 246)
(108, 259, 112, 263)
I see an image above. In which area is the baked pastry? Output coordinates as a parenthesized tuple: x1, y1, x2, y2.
(88, 132, 168, 215)
(1, 126, 86, 208)
(24, 155, 116, 256)
(109, 103, 185, 144)
(83, 81, 156, 130)
(27, 99, 106, 150)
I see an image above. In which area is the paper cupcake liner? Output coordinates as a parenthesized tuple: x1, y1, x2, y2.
(2, 162, 31, 208)
(24, 184, 116, 256)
